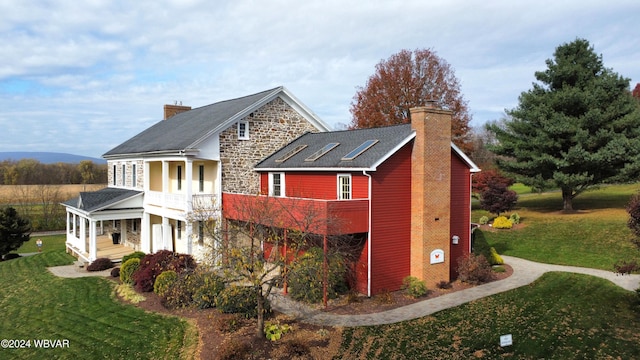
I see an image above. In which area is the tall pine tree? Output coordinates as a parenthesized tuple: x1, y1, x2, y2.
(0, 207, 31, 258)
(488, 39, 640, 211)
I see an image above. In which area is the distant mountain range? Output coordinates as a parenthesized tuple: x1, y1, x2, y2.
(0, 152, 106, 164)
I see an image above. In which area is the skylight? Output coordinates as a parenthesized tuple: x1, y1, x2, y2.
(275, 144, 307, 163)
(341, 140, 379, 161)
(305, 143, 340, 162)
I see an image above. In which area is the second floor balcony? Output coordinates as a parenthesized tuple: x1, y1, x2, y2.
(222, 192, 369, 235)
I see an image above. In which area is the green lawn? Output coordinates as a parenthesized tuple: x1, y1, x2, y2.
(336, 272, 640, 359)
(475, 183, 640, 270)
(0, 250, 198, 359)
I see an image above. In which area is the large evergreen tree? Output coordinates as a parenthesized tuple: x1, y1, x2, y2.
(488, 39, 640, 211)
(0, 207, 31, 258)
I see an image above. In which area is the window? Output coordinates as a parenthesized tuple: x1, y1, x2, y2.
(338, 174, 351, 200)
(122, 164, 126, 186)
(132, 164, 137, 188)
(342, 140, 379, 161)
(177, 221, 182, 239)
(199, 165, 205, 192)
(112, 165, 116, 186)
(131, 220, 138, 233)
(269, 172, 285, 197)
(177, 165, 182, 191)
(198, 221, 204, 245)
(238, 121, 249, 140)
(305, 143, 339, 162)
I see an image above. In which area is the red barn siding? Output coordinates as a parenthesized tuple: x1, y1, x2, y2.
(367, 143, 412, 295)
(259, 172, 368, 199)
(449, 151, 472, 279)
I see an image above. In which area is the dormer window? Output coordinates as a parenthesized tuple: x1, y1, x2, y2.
(238, 121, 249, 140)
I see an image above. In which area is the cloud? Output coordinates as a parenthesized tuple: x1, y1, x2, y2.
(0, 0, 638, 157)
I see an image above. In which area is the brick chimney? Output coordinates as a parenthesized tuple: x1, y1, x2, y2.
(163, 104, 191, 120)
(410, 101, 452, 286)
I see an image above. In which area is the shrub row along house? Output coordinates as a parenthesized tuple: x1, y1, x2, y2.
(62, 87, 479, 296)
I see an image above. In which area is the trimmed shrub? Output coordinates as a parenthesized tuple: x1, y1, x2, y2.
(287, 247, 348, 304)
(479, 216, 489, 225)
(87, 258, 114, 271)
(192, 271, 225, 309)
(134, 250, 196, 292)
(154, 270, 178, 296)
(509, 212, 521, 224)
(489, 247, 504, 265)
(492, 216, 513, 229)
(120, 258, 140, 285)
(457, 254, 495, 285)
(402, 276, 428, 298)
(215, 285, 271, 319)
(160, 269, 225, 309)
(122, 251, 146, 264)
(110, 267, 120, 278)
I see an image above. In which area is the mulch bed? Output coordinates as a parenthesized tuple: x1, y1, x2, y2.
(113, 264, 513, 359)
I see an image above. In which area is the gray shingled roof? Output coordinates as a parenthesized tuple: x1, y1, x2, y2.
(62, 188, 143, 213)
(255, 124, 415, 170)
(103, 87, 285, 157)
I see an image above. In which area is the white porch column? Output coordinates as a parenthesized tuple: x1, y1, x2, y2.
(144, 161, 150, 192)
(141, 212, 151, 253)
(162, 217, 172, 251)
(79, 217, 87, 254)
(72, 214, 77, 237)
(89, 220, 97, 261)
(186, 221, 193, 255)
(185, 159, 193, 213)
(162, 160, 169, 208)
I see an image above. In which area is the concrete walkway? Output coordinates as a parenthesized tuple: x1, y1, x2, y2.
(269, 255, 640, 327)
(47, 262, 113, 278)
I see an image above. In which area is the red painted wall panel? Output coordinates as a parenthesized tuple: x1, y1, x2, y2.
(367, 143, 412, 295)
(284, 172, 368, 199)
(449, 151, 472, 279)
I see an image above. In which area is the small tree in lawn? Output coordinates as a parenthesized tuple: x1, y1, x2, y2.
(0, 207, 31, 258)
(188, 194, 351, 339)
(479, 181, 518, 217)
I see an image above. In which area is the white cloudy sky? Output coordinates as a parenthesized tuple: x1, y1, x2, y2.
(1, 0, 639, 158)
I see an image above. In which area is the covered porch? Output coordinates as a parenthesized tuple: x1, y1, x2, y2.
(67, 233, 136, 263)
(62, 188, 144, 264)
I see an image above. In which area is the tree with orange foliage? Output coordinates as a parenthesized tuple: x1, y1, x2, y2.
(349, 48, 472, 152)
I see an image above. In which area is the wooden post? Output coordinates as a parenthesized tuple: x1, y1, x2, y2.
(323, 234, 328, 308)
(283, 229, 288, 295)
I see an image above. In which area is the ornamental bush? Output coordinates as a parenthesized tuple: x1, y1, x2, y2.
(489, 247, 504, 265)
(134, 250, 196, 292)
(122, 251, 146, 264)
(154, 270, 178, 296)
(509, 212, 521, 224)
(215, 285, 271, 319)
(479, 216, 489, 225)
(402, 276, 428, 298)
(87, 257, 113, 271)
(287, 247, 348, 304)
(457, 254, 495, 285)
(110, 267, 120, 278)
(161, 269, 225, 309)
(492, 216, 513, 229)
(120, 258, 140, 285)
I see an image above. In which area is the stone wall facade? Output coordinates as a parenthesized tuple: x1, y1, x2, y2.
(107, 159, 144, 189)
(219, 97, 319, 194)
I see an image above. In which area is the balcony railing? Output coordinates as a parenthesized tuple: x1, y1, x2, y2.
(146, 191, 217, 211)
(222, 193, 369, 235)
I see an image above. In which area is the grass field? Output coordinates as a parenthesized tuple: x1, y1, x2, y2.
(474, 183, 640, 270)
(336, 272, 640, 359)
(0, 184, 106, 204)
(0, 244, 197, 359)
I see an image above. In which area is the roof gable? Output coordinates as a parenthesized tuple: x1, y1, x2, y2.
(103, 86, 330, 158)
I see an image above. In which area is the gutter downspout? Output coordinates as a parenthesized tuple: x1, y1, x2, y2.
(363, 170, 372, 297)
